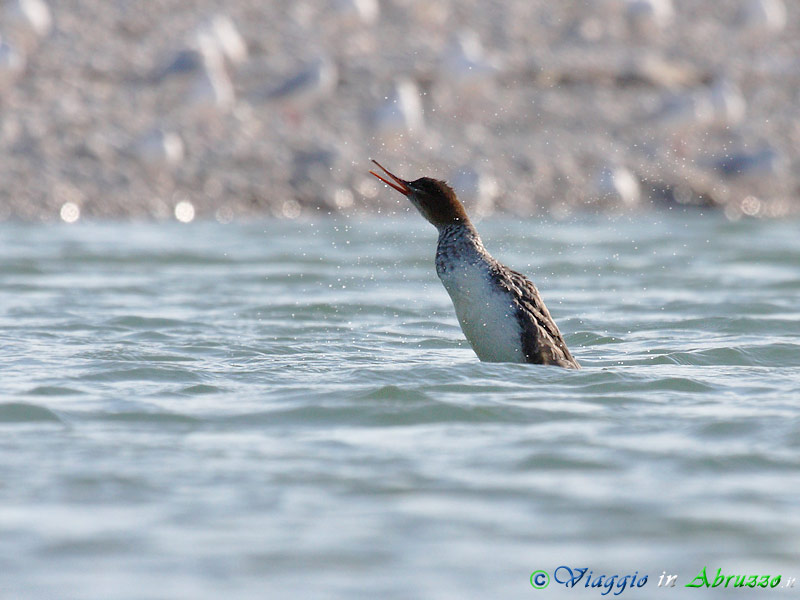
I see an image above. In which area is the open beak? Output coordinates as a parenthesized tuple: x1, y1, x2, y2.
(369, 160, 411, 196)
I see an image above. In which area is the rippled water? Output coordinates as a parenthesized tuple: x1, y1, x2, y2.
(2, 214, 799, 599)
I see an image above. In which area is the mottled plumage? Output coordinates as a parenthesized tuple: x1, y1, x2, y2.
(498, 266, 578, 367)
(370, 160, 580, 369)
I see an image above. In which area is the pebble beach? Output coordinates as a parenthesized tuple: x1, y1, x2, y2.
(1, 0, 798, 222)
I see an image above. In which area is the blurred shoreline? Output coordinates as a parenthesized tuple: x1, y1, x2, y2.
(1, 0, 798, 222)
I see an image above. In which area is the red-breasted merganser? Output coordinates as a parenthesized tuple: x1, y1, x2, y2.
(370, 160, 580, 369)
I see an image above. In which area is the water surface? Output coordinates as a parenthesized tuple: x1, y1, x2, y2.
(1, 214, 799, 598)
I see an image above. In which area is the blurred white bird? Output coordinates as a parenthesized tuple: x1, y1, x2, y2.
(450, 166, 500, 217)
(373, 78, 424, 138)
(4, 0, 52, 52)
(708, 78, 746, 128)
(132, 129, 184, 171)
(257, 56, 337, 124)
(440, 31, 499, 92)
(189, 68, 235, 115)
(650, 78, 745, 132)
(152, 48, 205, 84)
(330, 0, 379, 26)
(625, 0, 674, 32)
(739, 0, 786, 35)
(152, 30, 235, 116)
(0, 37, 26, 93)
(648, 91, 711, 134)
(596, 166, 641, 207)
(154, 16, 246, 82)
(203, 14, 248, 68)
(186, 32, 235, 115)
(713, 147, 785, 179)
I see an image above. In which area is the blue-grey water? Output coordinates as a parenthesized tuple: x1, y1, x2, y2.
(1, 214, 799, 599)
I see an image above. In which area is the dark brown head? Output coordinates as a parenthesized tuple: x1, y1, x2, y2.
(369, 160, 471, 229)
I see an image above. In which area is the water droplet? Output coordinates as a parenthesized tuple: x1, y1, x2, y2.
(282, 200, 301, 219)
(174, 200, 195, 223)
(59, 202, 80, 223)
